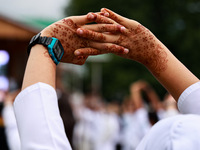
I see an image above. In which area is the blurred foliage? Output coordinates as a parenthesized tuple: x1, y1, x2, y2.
(65, 0, 200, 102)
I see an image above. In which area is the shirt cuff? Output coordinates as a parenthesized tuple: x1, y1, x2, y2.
(178, 81, 200, 114)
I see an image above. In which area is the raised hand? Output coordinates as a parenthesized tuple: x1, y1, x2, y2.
(76, 9, 168, 75)
(41, 14, 127, 65)
(75, 9, 200, 101)
(130, 80, 149, 93)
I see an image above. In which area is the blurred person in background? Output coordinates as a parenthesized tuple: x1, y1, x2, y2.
(120, 81, 153, 150)
(56, 66, 76, 147)
(0, 76, 10, 150)
(160, 94, 179, 119)
(100, 101, 120, 150)
(57, 89, 76, 148)
(130, 80, 163, 125)
(2, 90, 21, 150)
(72, 92, 104, 150)
(117, 80, 179, 150)
(72, 92, 120, 150)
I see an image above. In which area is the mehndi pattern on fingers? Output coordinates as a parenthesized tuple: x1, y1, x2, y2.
(116, 24, 168, 75)
(102, 8, 123, 24)
(89, 13, 115, 24)
(62, 18, 78, 30)
(47, 19, 91, 65)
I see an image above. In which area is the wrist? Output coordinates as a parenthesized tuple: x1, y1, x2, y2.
(40, 29, 52, 37)
(142, 40, 169, 76)
(27, 33, 64, 65)
(22, 44, 56, 90)
(32, 44, 55, 64)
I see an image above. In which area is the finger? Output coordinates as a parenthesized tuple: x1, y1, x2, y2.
(74, 43, 129, 56)
(77, 55, 88, 60)
(82, 24, 124, 33)
(63, 14, 104, 26)
(120, 26, 130, 35)
(74, 48, 103, 56)
(87, 12, 117, 24)
(60, 13, 116, 30)
(100, 8, 130, 27)
(77, 28, 119, 43)
(89, 42, 129, 55)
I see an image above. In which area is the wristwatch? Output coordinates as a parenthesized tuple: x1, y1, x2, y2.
(27, 33, 64, 65)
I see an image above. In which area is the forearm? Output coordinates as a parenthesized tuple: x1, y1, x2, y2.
(130, 89, 144, 109)
(144, 87, 162, 111)
(148, 44, 199, 101)
(22, 44, 56, 90)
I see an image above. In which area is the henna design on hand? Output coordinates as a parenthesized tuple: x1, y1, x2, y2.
(83, 29, 106, 41)
(62, 19, 78, 29)
(116, 24, 168, 75)
(43, 18, 92, 65)
(99, 9, 169, 75)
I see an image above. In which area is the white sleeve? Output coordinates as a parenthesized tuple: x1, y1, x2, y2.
(13, 82, 72, 150)
(178, 81, 200, 114)
(2, 105, 21, 150)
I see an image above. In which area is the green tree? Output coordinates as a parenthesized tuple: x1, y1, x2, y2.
(65, 0, 200, 101)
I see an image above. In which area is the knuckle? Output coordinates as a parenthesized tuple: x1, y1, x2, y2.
(98, 26, 106, 32)
(99, 34, 106, 41)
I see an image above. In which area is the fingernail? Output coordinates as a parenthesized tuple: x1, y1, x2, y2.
(75, 51, 81, 56)
(88, 13, 94, 19)
(104, 12, 109, 17)
(124, 48, 129, 54)
(117, 25, 123, 30)
(120, 26, 126, 32)
(77, 28, 83, 34)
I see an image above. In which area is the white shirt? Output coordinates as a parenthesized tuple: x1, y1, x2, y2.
(178, 81, 200, 114)
(14, 83, 72, 150)
(14, 81, 200, 150)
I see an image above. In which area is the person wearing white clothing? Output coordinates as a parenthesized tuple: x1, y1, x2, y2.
(121, 108, 151, 150)
(93, 111, 120, 150)
(73, 108, 99, 150)
(120, 81, 152, 150)
(2, 103, 20, 150)
(72, 94, 120, 150)
(14, 8, 200, 150)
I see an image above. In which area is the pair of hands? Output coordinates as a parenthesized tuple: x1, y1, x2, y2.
(41, 8, 168, 75)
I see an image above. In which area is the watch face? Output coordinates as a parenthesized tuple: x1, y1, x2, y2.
(53, 40, 64, 61)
